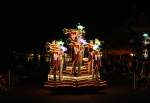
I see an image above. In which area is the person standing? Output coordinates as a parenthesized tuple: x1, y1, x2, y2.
(88, 48, 94, 75)
(92, 50, 101, 79)
(72, 42, 81, 76)
(58, 48, 64, 80)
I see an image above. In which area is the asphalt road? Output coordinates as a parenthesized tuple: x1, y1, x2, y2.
(1, 77, 150, 103)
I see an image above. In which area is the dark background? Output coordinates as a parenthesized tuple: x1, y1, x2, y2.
(0, 3, 150, 102)
(1, 1, 150, 54)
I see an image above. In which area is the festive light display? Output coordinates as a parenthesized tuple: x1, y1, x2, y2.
(45, 23, 104, 81)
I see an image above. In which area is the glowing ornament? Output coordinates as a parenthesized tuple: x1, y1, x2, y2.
(77, 22, 85, 30)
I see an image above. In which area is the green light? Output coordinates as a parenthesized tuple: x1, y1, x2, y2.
(57, 40, 64, 46)
(77, 22, 85, 30)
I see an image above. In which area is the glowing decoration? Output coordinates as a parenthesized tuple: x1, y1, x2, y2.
(130, 53, 135, 57)
(57, 40, 67, 52)
(93, 45, 99, 50)
(77, 36, 87, 45)
(77, 22, 85, 30)
(143, 32, 148, 37)
(60, 46, 67, 52)
(94, 38, 101, 46)
(63, 28, 80, 35)
(92, 38, 103, 51)
(44, 22, 106, 85)
(57, 40, 64, 46)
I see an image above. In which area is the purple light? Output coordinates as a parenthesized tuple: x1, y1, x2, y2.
(78, 37, 87, 45)
(60, 46, 67, 52)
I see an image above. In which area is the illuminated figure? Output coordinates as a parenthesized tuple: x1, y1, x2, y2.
(88, 48, 94, 75)
(52, 50, 59, 81)
(66, 31, 78, 62)
(71, 42, 83, 76)
(57, 40, 67, 80)
(90, 38, 102, 79)
(49, 41, 59, 81)
(92, 50, 101, 79)
(86, 40, 94, 75)
(63, 23, 87, 77)
(48, 40, 67, 81)
(49, 40, 58, 70)
(58, 48, 64, 80)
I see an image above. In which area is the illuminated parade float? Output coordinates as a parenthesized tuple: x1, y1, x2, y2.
(44, 23, 107, 88)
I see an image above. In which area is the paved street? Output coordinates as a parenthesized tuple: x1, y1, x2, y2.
(1, 76, 150, 103)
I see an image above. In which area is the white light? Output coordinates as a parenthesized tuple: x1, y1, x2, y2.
(93, 45, 99, 50)
(77, 25, 84, 30)
(143, 33, 148, 37)
(130, 53, 134, 57)
(77, 23, 85, 30)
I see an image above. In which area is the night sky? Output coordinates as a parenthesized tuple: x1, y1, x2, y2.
(1, 1, 150, 52)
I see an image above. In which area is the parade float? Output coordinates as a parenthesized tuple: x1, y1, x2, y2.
(44, 23, 107, 89)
